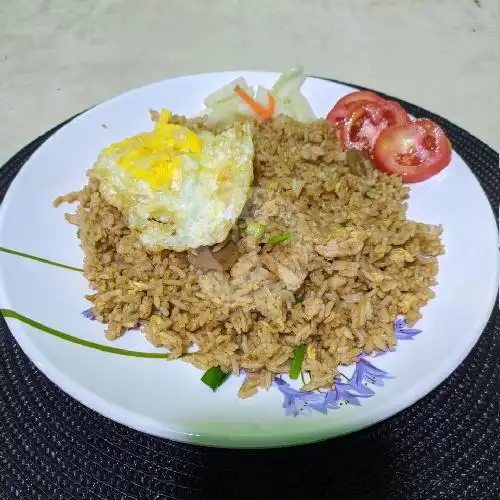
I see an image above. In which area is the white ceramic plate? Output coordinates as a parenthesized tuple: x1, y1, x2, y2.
(0, 72, 497, 448)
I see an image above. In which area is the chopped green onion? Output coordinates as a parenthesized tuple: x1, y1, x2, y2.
(295, 295, 303, 304)
(289, 345, 306, 380)
(76, 229, 81, 239)
(201, 367, 230, 391)
(267, 232, 293, 245)
(246, 220, 265, 238)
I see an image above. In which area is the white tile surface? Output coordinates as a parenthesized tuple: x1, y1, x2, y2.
(0, 0, 499, 166)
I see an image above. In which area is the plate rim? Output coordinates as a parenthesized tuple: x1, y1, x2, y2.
(0, 70, 498, 448)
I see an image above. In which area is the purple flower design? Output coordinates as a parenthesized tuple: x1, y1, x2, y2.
(394, 315, 422, 340)
(275, 375, 375, 416)
(274, 378, 326, 416)
(349, 358, 393, 395)
(276, 315, 424, 416)
(323, 378, 373, 409)
(81, 308, 96, 320)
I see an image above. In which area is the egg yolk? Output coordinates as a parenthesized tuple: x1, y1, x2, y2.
(102, 109, 202, 189)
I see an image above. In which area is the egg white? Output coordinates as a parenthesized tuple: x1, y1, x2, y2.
(90, 122, 254, 251)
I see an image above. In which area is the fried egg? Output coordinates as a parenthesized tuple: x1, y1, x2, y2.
(90, 110, 254, 251)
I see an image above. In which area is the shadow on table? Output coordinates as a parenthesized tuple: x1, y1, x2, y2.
(199, 428, 395, 499)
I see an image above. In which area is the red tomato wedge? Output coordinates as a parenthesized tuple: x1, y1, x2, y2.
(373, 119, 452, 183)
(326, 91, 383, 125)
(340, 100, 409, 154)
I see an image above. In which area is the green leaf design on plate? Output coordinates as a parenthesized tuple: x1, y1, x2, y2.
(0, 246, 83, 272)
(1, 309, 167, 358)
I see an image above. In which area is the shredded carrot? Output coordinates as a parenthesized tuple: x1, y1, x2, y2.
(234, 85, 276, 120)
(266, 92, 276, 118)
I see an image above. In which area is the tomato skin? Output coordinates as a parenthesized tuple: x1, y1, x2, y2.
(326, 91, 383, 125)
(373, 119, 452, 183)
(335, 90, 383, 108)
(340, 100, 409, 154)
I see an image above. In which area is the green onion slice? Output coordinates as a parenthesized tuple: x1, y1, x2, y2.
(267, 232, 293, 245)
(246, 220, 265, 238)
(289, 345, 306, 380)
(201, 367, 230, 391)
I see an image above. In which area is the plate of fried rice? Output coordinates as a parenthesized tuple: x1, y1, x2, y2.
(0, 70, 497, 447)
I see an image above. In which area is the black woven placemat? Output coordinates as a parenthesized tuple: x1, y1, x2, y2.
(0, 81, 499, 500)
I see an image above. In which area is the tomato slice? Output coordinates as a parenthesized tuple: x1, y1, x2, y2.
(373, 119, 452, 182)
(326, 91, 383, 125)
(340, 100, 409, 154)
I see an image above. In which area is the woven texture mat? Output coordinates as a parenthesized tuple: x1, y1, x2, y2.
(0, 81, 499, 500)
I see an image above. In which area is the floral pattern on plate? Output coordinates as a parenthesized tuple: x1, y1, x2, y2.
(275, 316, 421, 416)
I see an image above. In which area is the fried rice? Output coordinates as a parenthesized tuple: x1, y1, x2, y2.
(55, 115, 443, 398)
